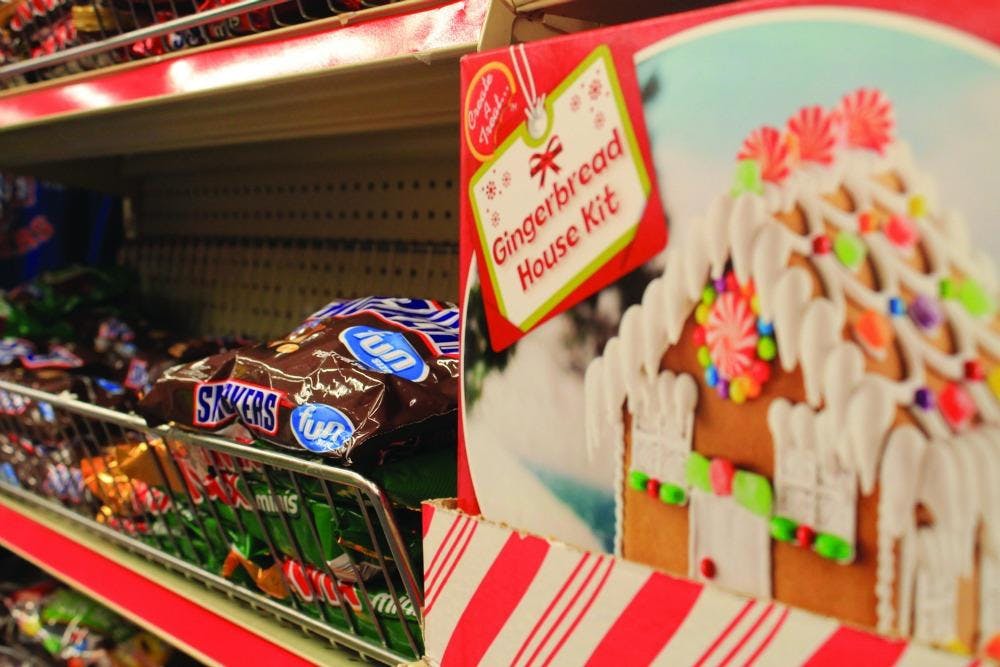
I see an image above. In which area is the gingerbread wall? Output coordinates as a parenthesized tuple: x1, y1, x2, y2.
(622, 313, 881, 628)
(622, 179, 942, 631)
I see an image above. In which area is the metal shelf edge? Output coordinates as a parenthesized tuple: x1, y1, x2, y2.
(0, 0, 488, 171)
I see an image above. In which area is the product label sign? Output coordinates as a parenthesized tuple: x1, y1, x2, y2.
(124, 358, 150, 392)
(464, 61, 521, 162)
(20, 345, 83, 370)
(469, 45, 652, 336)
(290, 403, 354, 454)
(339, 325, 430, 382)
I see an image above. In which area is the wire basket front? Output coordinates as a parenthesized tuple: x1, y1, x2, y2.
(0, 378, 424, 665)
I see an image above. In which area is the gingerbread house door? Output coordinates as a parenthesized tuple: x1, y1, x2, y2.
(689, 490, 771, 599)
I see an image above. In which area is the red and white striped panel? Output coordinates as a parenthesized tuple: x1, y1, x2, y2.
(421, 502, 979, 667)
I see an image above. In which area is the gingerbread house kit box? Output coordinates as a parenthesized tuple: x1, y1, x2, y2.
(456, 0, 1000, 661)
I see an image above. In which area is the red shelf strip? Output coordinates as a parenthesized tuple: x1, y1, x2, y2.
(0, 0, 487, 127)
(0, 500, 318, 667)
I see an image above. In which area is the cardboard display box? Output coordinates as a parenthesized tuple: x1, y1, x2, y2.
(422, 500, 975, 666)
(456, 0, 1000, 661)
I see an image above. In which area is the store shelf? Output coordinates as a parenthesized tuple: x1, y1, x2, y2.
(0, 0, 491, 174)
(0, 376, 426, 664)
(0, 489, 368, 667)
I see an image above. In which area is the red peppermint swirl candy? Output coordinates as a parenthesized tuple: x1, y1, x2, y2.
(706, 292, 759, 379)
(787, 105, 838, 165)
(737, 126, 791, 183)
(837, 88, 894, 153)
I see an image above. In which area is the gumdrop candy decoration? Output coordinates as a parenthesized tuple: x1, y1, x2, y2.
(910, 294, 943, 331)
(737, 126, 791, 183)
(957, 279, 995, 318)
(909, 195, 928, 219)
(983, 635, 1000, 662)
(786, 105, 838, 165)
(854, 309, 893, 357)
(837, 88, 894, 153)
(731, 159, 765, 196)
(884, 215, 920, 250)
(939, 382, 976, 431)
(709, 458, 735, 496)
(965, 359, 986, 382)
(988, 367, 1000, 401)
(834, 231, 867, 270)
(914, 387, 934, 410)
(858, 210, 884, 234)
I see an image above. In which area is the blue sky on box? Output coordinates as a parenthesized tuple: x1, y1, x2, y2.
(635, 14, 1000, 260)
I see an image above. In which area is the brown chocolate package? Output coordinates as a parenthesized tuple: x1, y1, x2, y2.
(227, 311, 458, 464)
(135, 349, 239, 431)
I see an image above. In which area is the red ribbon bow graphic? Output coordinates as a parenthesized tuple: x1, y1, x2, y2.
(529, 135, 563, 188)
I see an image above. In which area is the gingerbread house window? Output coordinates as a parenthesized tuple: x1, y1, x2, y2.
(914, 565, 958, 644)
(631, 415, 689, 490)
(775, 449, 856, 543)
(628, 371, 697, 501)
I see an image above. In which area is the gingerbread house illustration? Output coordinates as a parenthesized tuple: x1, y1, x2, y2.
(585, 89, 1000, 655)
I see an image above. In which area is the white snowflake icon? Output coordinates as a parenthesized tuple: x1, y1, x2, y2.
(588, 78, 602, 100)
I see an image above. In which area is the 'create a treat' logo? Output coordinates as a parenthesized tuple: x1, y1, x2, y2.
(469, 45, 651, 337)
(464, 61, 523, 162)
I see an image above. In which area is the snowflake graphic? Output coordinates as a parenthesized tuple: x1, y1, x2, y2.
(485, 181, 498, 200)
(588, 78, 602, 100)
(490, 211, 500, 227)
(570, 95, 581, 112)
(502, 171, 511, 188)
(594, 112, 606, 130)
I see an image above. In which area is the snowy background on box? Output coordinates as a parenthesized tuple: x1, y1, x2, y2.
(635, 13, 1000, 259)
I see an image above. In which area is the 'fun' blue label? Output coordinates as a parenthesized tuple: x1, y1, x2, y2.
(290, 403, 354, 454)
(339, 325, 429, 382)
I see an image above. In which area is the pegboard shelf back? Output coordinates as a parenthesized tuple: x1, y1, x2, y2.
(123, 132, 459, 339)
(119, 237, 457, 339)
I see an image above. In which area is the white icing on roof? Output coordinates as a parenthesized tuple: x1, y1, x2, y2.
(586, 97, 1000, 639)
